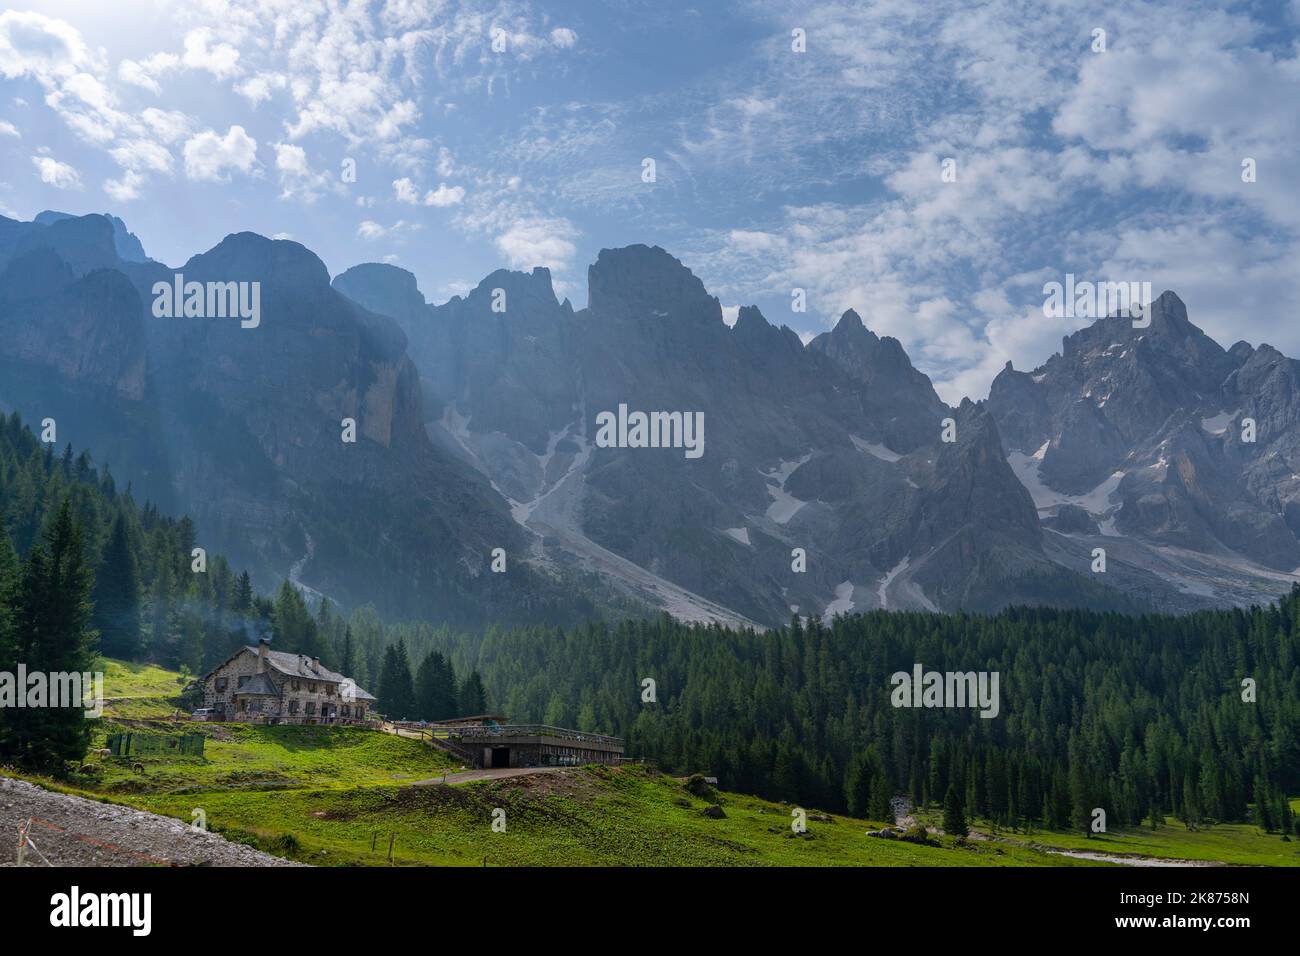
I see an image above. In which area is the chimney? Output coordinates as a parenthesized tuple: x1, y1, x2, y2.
(257, 638, 270, 673)
(312, 657, 321, 674)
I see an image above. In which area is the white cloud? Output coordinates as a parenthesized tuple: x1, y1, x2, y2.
(394, 177, 465, 207)
(117, 53, 179, 94)
(0, 120, 17, 138)
(273, 142, 334, 202)
(182, 29, 241, 80)
(140, 108, 192, 144)
(393, 177, 421, 204)
(235, 72, 287, 107)
(183, 126, 258, 182)
(357, 219, 419, 241)
(494, 217, 577, 271)
(31, 155, 81, 189)
(44, 71, 129, 144)
(729, 229, 783, 253)
(110, 139, 173, 174)
(549, 27, 578, 49)
(436, 146, 455, 177)
(424, 182, 464, 207)
(104, 170, 145, 202)
(0, 11, 94, 86)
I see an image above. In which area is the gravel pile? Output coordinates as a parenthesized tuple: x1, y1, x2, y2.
(0, 775, 302, 867)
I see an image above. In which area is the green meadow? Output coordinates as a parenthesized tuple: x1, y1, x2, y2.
(10, 659, 1287, 867)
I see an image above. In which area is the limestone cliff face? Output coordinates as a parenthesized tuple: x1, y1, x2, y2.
(987, 290, 1300, 606)
(0, 215, 567, 626)
(338, 243, 1091, 623)
(0, 248, 147, 400)
(8, 209, 1293, 626)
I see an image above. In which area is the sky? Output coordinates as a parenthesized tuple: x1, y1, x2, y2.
(2, 0, 1299, 403)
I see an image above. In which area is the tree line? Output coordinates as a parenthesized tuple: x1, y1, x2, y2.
(411, 605, 1300, 836)
(0, 413, 488, 770)
(3, 411, 1298, 838)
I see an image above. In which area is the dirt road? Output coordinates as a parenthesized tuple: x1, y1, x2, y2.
(410, 766, 568, 786)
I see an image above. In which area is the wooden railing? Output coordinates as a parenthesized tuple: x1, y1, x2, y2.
(440, 723, 625, 747)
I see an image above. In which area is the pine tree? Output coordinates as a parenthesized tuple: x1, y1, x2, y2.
(844, 752, 872, 817)
(338, 625, 356, 679)
(234, 571, 253, 614)
(414, 650, 452, 722)
(377, 639, 415, 719)
(428, 655, 460, 723)
(0, 527, 18, 647)
(1181, 769, 1200, 830)
(92, 512, 141, 659)
(458, 670, 487, 715)
(943, 784, 968, 838)
(869, 763, 893, 823)
(927, 738, 947, 808)
(0, 500, 96, 772)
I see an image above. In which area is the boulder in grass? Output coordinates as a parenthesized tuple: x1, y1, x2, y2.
(684, 774, 716, 799)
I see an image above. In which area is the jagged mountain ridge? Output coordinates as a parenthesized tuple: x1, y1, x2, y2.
(336, 246, 1135, 624)
(0, 212, 592, 626)
(2, 210, 1294, 627)
(987, 291, 1300, 608)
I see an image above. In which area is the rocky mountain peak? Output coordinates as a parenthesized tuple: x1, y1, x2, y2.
(587, 244, 720, 324)
(467, 266, 558, 309)
(33, 210, 148, 262)
(18, 213, 121, 276)
(185, 232, 332, 291)
(832, 308, 873, 338)
(332, 262, 428, 325)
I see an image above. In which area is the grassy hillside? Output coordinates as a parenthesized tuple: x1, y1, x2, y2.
(123, 764, 1092, 867)
(13, 658, 1287, 867)
(98, 658, 191, 719)
(89, 723, 462, 793)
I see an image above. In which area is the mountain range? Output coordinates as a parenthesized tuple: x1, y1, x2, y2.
(2, 210, 1297, 627)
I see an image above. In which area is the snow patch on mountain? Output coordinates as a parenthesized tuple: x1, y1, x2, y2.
(851, 435, 902, 463)
(762, 453, 813, 524)
(1200, 409, 1239, 436)
(823, 580, 855, 621)
(1008, 442, 1125, 519)
(722, 526, 751, 546)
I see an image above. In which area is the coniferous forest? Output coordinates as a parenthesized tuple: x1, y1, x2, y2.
(2, 412, 1298, 835)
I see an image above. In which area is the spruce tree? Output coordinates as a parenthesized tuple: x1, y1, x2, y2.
(431, 654, 459, 720)
(338, 625, 356, 679)
(414, 650, 444, 721)
(1, 500, 96, 772)
(377, 639, 415, 719)
(458, 669, 487, 715)
(943, 784, 968, 838)
(92, 512, 141, 659)
(869, 763, 893, 822)
(844, 752, 872, 817)
(0, 528, 19, 685)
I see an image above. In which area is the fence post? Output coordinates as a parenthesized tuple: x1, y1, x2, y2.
(387, 832, 395, 863)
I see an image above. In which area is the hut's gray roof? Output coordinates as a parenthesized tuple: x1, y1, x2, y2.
(233, 672, 280, 696)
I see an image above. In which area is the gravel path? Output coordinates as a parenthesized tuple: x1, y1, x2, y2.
(0, 775, 301, 867)
(410, 766, 568, 786)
